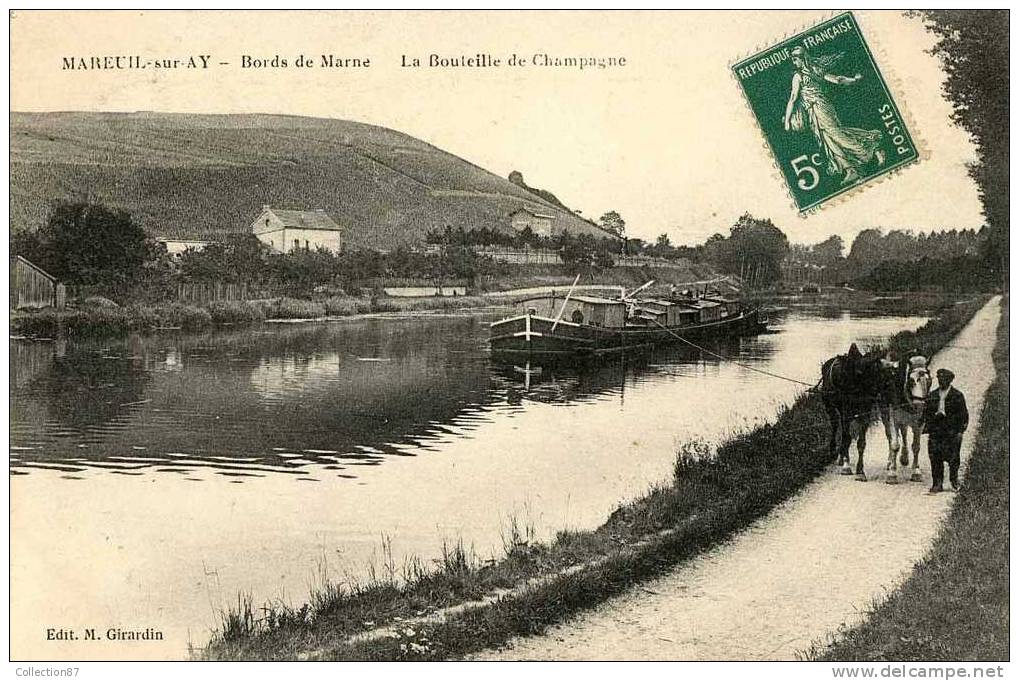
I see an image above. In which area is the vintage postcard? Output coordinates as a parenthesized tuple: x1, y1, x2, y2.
(7, 8, 1008, 673)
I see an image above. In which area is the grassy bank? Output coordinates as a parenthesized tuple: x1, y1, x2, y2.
(199, 295, 991, 661)
(812, 296, 1008, 662)
(12, 302, 222, 337)
(10, 294, 503, 339)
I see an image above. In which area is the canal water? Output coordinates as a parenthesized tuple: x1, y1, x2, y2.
(9, 307, 928, 659)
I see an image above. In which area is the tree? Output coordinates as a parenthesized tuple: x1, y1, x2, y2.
(439, 243, 494, 287)
(847, 228, 886, 269)
(708, 213, 789, 288)
(812, 235, 844, 265)
(37, 201, 151, 286)
(10, 229, 45, 265)
(560, 233, 613, 274)
(598, 211, 626, 238)
(179, 234, 272, 284)
(916, 11, 1008, 286)
(266, 246, 339, 294)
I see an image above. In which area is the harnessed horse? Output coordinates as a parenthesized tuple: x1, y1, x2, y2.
(877, 353, 932, 484)
(819, 345, 884, 481)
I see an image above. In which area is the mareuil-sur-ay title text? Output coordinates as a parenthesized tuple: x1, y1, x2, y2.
(61, 52, 628, 72)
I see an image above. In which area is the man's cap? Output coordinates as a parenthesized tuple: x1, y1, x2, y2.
(936, 368, 955, 382)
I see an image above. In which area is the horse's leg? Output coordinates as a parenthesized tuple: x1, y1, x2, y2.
(910, 418, 924, 482)
(825, 401, 841, 466)
(839, 410, 854, 475)
(882, 406, 900, 484)
(854, 416, 868, 482)
(898, 412, 910, 467)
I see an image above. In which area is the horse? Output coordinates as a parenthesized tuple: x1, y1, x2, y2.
(877, 351, 932, 484)
(819, 345, 885, 481)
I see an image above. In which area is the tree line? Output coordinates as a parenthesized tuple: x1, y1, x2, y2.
(10, 201, 631, 300)
(10, 201, 507, 297)
(917, 10, 1008, 287)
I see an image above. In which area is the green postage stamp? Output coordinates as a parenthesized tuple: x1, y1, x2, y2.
(733, 12, 918, 212)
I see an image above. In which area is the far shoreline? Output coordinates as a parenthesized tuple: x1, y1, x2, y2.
(10, 288, 967, 341)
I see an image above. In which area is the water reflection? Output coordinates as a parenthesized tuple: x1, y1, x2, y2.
(11, 317, 498, 479)
(492, 336, 747, 405)
(10, 316, 779, 480)
(9, 309, 907, 482)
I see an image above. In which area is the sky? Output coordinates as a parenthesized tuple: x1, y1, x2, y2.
(9, 10, 984, 247)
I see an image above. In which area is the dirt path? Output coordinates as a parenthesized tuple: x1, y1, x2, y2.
(475, 297, 1001, 661)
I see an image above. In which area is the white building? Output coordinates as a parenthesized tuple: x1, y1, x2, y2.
(509, 207, 557, 237)
(251, 206, 344, 253)
(156, 238, 212, 256)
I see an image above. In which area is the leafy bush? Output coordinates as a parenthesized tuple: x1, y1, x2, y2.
(11, 310, 65, 337)
(205, 300, 266, 325)
(247, 299, 279, 319)
(125, 305, 162, 330)
(368, 299, 398, 313)
(155, 303, 212, 330)
(13, 308, 134, 337)
(83, 295, 120, 308)
(321, 296, 359, 316)
(271, 298, 326, 320)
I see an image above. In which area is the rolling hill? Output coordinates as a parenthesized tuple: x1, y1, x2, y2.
(9, 112, 613, 250)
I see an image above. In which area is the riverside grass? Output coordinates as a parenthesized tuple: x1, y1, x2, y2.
(10, 294, 500, 338)
(811, 296, 1008, 662)
(200, 295, 990, 661)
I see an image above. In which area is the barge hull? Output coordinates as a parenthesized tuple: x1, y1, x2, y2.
(490, 310, 762, 361)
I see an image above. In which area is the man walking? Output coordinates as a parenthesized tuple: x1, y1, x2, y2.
(922, 368, 969, 493)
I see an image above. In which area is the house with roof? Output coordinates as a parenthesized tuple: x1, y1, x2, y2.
(251, 205, 345, 253)
(509, 207, 558, 238)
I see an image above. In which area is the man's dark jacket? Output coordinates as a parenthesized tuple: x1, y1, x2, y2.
(922, 386, 969, 437)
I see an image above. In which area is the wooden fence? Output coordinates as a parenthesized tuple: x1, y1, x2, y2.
(175, 282, 254, 303)
(475, 248, 563, 265)
(67, 281, 287, 304)
(614, 255, 689, 269)
(473, 248, 689, 269)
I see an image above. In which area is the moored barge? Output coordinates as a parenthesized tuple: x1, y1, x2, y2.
(489, 289, 763, 361)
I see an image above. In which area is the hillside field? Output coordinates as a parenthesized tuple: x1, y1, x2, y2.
(10, 111, 612, 250)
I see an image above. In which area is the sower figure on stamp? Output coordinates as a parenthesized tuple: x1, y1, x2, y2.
(922, 368, 968, 494)
(783, 46, 886, 185)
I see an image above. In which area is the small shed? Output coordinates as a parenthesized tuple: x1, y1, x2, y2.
(510, 208, 557, 237)
(676, 306, 700, 325)
(637, 299, 690, 327)
(10, 256, 66, 310)
(703, 295, 741, 318)
(684, 299, 723, 323)
(520, 294, 626, 328)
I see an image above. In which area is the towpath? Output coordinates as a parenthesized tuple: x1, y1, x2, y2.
(474, 296, 1001, 660)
